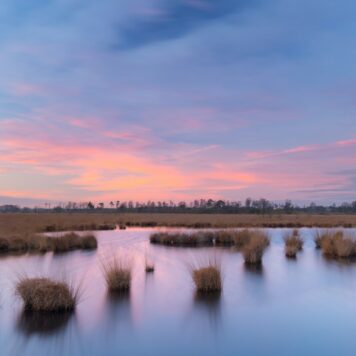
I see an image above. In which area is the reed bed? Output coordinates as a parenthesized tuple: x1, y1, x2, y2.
(150, 229, 267, 250)
(242, 231, 270, 265)
(319, 231, 356, 259)
(314, 230, 332, 249)
(51, 232, 97, 253)
(0, 232, 97, 255)
(284, 229, 303, 258)
(102, 258, 132, 292)
(16, 277, 79, 312)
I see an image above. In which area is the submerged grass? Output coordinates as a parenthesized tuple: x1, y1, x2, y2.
(16, 277, 79, 312)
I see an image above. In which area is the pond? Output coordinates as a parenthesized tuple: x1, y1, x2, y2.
(1, 228, 356, 356)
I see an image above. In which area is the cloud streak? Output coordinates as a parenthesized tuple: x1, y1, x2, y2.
(0, 0, 356, 204)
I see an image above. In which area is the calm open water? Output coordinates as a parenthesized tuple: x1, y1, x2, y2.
(1, 228, 356, 356)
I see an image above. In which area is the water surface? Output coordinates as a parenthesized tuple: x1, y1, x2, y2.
(1, 228, 356, 356)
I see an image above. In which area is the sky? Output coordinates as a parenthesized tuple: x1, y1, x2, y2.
(0, 0, 355, 206)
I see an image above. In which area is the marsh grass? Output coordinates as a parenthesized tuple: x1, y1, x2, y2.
(314, 230, 332, 249)
(144, 256, 155, 273)
(102, 257, 132, 292)
(242, 231, 270, 265)
(320, 231, 356, 260)
(16, 277, 79, 312)
(150, 229, 266, 249)
(284, 229, 303, 258)
(189, 256, 222, 294)
(0, 232, 97, 255)
(150, 231, 214, 247)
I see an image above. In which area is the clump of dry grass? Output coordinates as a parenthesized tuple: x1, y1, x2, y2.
(0, 232, 97, 255)
(284, 229, 303, 258)
(314, 230, 331, 249)
(51, 232, 97, 253)
(150, 229, 266, 248)
(16, 277, 78, 312)
(232, 229, 252, 248)
(102, 258, 132, 292)
(150, 231, 214, 247)
(242, 231, 269, 265)
(144, 257, 155, 273)
(320, 231, 356, 259)
(191, 258, 222, 293)
(80, 233, 98, 250)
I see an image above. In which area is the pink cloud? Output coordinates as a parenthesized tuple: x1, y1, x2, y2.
(1, 117, 356, 203)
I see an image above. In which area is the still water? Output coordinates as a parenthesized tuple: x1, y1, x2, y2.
(1, 228, 356, 356)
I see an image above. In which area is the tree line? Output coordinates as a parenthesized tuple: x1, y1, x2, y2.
(1, 198, 356, 214)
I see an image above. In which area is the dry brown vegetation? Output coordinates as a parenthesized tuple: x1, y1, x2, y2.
(284, 229, 303, 258)
(145, 257, 155, 273)
(16, 277, 78, 312)
(0, 232, 97, 255)
(242, 231, 270, 265)
(120, 213, 356, 228)
(102, 258, 132, 292)
(320, 231, 356, 259)
(191, 259, 222, 293)
(314, 230, 331, 249)
(0, 213, 117, 237)
(150, 229, 267, 250)
(51, 232, 97, 253)
(0, 213, 355, 239)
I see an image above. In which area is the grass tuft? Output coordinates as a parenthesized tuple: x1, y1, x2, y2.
(145, 257, 155, 273)
(242, 231, 269, 265)
(16, 277, 78, 312)
(51, 232, 97, 253)
(102, 258, 132, 292)
(190, 257, 222, 293)
(284, 229, 303, 258)
(320, 231, 356, 259)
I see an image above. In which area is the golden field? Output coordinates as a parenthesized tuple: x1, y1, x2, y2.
(0, 212, 356, 237)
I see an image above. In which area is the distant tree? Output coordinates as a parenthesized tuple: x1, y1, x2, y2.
(245, 198, 252, 209)
(215, 200, 226, 209)
(283, 200, 293, 213)
(178, 201, 186, 209)
(97, 202, 104, 209)
(87, 202, 95, 210)
(109, 201, 114, 209)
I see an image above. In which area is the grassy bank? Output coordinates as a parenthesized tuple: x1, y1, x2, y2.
(0, 212, 356, 238)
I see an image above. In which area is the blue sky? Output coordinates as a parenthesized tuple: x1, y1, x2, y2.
(0, 0, 355, 205)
